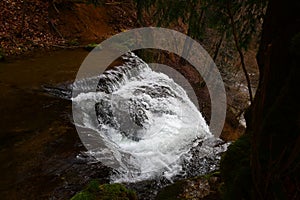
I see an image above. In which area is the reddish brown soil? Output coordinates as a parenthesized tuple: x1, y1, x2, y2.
(54, 3, 113, 43)
(0, 0, 136, 56)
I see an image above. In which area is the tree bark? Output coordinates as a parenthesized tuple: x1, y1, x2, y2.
(246, 0, 300, 199)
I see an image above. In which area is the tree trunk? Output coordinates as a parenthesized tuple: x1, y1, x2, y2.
(246, 0, 300, 199)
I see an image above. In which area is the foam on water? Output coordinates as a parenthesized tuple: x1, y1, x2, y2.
(71, 53, 222, 182)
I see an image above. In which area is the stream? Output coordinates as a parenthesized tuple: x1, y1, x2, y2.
(0, 49, 97, 199)
(0, 49, 228, 199)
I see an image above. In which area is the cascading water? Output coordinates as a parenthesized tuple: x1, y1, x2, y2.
(45, 52, 228, 184)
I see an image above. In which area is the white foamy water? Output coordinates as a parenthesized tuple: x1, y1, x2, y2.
(71, 53, 218, 182)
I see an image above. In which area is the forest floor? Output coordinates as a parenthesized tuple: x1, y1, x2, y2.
(0, 0, 136, 58)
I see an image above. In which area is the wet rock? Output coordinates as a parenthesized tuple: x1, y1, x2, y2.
(155, 172, 222, 200)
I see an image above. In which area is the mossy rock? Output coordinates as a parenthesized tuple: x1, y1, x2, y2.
(71, 191, 94, 200)
(220, 134, 252, 200)
(71, 180, 137, 200)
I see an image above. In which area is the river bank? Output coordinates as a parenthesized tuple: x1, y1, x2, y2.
(0, 0, 135, 59)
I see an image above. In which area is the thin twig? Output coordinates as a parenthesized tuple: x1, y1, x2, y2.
(226, 1, 253, 103)
(51, 44, 86, 49)
(50, 20, 64, 40)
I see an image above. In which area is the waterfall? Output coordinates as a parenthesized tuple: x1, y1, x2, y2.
(47, 52, 228, 182)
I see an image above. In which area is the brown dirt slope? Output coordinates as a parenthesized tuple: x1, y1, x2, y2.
(0, 0, 136, 56)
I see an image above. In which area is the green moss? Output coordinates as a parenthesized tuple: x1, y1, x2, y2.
(71, 191, 95, 200)
(84, 43, 99, 51)
(71, 180, 137, 200)
(99, 183, 137, 200)
(220, 134, 252, 200)
(86, 180, 101, 193)
(68, 39, 80, 46)
(202, 170, 220, 180)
